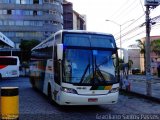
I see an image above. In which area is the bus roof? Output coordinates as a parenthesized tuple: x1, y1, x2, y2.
(32, 30, 115, 51)
(55, 30, 114, 37)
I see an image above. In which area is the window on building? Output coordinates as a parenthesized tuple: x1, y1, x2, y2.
(33, 0, 39, 4)
(24, 21, 30, 26)
(39, 0, 42, 4)
(15, 21, 23, 26)
(8, 20, 14, 25)
(45, 21, 49, 24)
(36, 21, 43, 26)
(30, 11, 33, 15)
(33, 10, 37, 15)
(0, 20, 3, 25)
(16, 0, 20, 4)
(44, 0, 49, 3)
(23, 11, 29, 15)
(16, 32, 24, 37)
(10, 0, 16, 3)
(0, 10, 2, 14)
(3, 21, 8, 25)
(50, 0, 54, 3)
(7, 10, 12, 15)
(29, 0, 33, 4)
(16, 10, 23, 15)
(37, 11, 43, 15)
(12, 10, 16, 15)
(2, 10, 7, 14)
(21, 0, 27, 4)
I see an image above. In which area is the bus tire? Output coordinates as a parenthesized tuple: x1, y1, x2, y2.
(48, 84, 52, 102)
(0, 74, 2, 80)
(30, 77, 35, 88)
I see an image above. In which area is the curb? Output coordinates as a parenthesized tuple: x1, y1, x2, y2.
(120, 89, 160, 103)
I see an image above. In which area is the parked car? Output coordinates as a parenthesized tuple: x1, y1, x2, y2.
(132, 68, 140, 74)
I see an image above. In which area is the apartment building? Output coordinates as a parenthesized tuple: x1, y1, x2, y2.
(63, 0, 86, 30)
(0, 0, 63, 48)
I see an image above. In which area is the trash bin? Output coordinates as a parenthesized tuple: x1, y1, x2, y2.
(0, 87, 19, 120)
(157, 65, 160, 77)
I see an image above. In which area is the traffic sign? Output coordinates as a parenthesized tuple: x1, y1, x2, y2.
(144, 0, 160, 6)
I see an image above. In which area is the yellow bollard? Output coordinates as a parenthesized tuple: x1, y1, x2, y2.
(0, 87, 19, 120)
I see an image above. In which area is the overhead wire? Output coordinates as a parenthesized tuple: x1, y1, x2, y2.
(112, 0, 160, 46)
(114, 0, 140, 21)
(114, 13, 145, 38)
(139, 0, 145, 12)
(116, 23, 160, 45)
(115, 0, 137, 20)
(108, 0, 131, 20)
(111, 0, 146, 39)
(106, 0, 160, 46)
(118, 14, 160, 40)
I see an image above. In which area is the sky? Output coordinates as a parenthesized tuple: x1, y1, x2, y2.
(67, 0, 160, 48)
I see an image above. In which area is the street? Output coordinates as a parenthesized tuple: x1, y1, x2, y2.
(0, 77, 160, 120)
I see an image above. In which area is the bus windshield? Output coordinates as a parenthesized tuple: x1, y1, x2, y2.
(63, 48, 118, 85)
(63, 33, 116, 49)
(0, 58, 17, 65)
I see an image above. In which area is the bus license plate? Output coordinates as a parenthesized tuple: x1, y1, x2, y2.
(88, 98, 98, 102)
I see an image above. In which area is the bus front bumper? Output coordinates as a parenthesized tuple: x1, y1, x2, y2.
(58, 92, 119, 105)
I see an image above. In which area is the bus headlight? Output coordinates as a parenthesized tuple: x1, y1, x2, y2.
(12, 70, 17, 75)
(61, 87, 78, 94)
(109, 87, 119, 93)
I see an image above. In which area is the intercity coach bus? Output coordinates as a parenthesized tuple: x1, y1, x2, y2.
(0, 56, 20, 79)
(29, 30, 120, 105)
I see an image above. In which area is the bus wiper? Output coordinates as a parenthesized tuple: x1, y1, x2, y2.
(80, 64, 90, 83)
(95, 64, 106, 83)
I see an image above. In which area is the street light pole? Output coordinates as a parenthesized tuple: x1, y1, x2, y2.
(120, 25, 122, 58)
(105, 19, 134, 58)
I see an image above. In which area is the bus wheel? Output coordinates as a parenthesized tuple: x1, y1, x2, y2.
(48, 84, 52, 102)
(0, 74, 2, 80)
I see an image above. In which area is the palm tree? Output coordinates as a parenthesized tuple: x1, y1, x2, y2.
(136, 39, 145, 73)
(151, 39, 160, 56)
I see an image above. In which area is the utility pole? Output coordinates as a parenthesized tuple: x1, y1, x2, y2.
(144, 0, 160, 96)
(145, 5, 152, 96)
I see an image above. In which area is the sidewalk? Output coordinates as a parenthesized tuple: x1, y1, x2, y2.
(121, 75, 160, 102)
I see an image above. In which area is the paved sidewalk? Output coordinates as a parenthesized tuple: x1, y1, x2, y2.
(122, 75, 160, 101)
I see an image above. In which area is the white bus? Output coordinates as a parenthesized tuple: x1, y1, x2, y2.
(29, 30, 120, 105)
(0, 56, 20, 79)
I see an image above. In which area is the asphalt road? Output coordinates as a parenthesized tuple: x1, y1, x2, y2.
(0, 77, 160, 120)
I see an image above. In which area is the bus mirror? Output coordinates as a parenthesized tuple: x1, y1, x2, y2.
(57, 44, 63, 60)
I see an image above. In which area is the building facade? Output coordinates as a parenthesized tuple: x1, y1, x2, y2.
(63, 0, 73, 30)
(0, 0, 63, 48)
(63, 0, 86, 30)
(73, 11, 86, 30)
(129, 36, 160, 75)
(140, 36, 160, 74)
(128, 48, 141, 69)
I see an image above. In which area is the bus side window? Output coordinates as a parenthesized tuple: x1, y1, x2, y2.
(54, 46, 60, 85)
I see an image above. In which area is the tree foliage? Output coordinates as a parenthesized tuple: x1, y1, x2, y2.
(19, 39, 40, 62)
(136, 39, 145, 54)
(136, 39, 145, 74)
(151, 39, 160, 56)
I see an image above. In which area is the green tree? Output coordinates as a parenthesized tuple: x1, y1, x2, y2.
(136, 39, 145, 55)
(136, 39, 145, 73)
(151, 39, 160, 56)
(19, 39, 40, 62)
